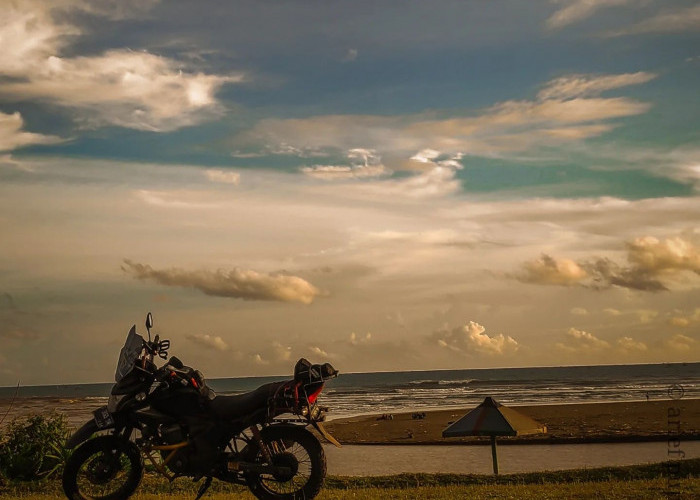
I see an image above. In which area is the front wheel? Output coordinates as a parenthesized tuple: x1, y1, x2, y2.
(62, 435, 143, 500)
(245, 425, 326, 500)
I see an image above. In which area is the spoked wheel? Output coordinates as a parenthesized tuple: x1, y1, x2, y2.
(62, 435, 143, 500)
(245, 426, 326, 500)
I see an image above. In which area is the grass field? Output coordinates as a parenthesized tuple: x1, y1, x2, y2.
(2, 459, 698, 499)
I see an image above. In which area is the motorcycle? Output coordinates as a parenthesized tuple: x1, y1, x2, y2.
(62, 313, 340, 500)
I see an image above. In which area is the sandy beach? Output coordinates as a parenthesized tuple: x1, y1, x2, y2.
(324, 399, 700, 445)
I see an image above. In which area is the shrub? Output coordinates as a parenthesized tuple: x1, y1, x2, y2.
(0, 412, 69, 481)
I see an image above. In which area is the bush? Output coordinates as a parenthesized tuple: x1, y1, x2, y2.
(0, 412, 69, 481)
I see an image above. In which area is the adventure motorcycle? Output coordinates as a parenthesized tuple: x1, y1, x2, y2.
(62, 313, 340, 500)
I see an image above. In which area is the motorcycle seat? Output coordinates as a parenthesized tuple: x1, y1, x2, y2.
(208, 381, 288, 419)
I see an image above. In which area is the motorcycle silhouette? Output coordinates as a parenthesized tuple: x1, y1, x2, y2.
(62, 313, 340, 500)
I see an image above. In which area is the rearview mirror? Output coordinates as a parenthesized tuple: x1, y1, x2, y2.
(145, 312, 153, 330)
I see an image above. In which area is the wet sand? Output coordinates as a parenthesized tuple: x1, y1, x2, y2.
(324, 399, 700, 445)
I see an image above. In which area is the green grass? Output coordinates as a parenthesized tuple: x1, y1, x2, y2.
(2, 459, 698, 499)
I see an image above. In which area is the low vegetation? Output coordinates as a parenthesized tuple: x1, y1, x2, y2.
(1, 459, 698, 499)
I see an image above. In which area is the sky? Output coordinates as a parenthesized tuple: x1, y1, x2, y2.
(0, 0, 699, 385)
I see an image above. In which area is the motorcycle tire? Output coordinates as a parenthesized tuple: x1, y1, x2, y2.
(245, 425, 326, 500)
(62, 435, 143, 500)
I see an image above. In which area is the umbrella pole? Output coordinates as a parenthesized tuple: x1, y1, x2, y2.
(490, 435, 499, 475)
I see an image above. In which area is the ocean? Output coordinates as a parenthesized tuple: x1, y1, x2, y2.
(1, 363, 698, 428)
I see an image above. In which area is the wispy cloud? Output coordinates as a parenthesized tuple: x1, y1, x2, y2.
(122, 260, 320, 304)
(606, 4, 700, 36)
(546, 0, 632, 30)
(0, 111, 63, 152)
(536, 72, 657, 100)
(204, 169, 241, 185)
(236, 72, 655, 174)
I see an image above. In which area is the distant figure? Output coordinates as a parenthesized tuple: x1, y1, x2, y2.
(411, 412, 427, 420)
(377, 413, 394, 421)
(646, 391, 650, 402)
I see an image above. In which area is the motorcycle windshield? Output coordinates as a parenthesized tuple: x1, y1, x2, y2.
(114, 326, 144, 382)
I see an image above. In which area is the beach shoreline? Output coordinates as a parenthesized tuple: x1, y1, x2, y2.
(324, 399, 700, 445)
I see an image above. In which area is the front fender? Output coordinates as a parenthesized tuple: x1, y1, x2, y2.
(65, 419, 99, 449)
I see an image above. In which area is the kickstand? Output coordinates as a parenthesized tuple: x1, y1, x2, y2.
(194, 476, 212, 500)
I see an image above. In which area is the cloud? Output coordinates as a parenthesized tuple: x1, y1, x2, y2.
(536, 72, 657, 100)
(205, 169, 241, 185)
(556, 327, 610, 351)
(252, 353, 269, 365)
(186, 333, 229, 351)
(0, 111, 63, 152)
(309, 346, 329, 357)
(301, 149, 388, 180)
(607, 4, 700, 36)
(517, 254, 588, 286)
(433, 321, 519, 355)
(582, 257, 666, 291)
(546, 0, 631, 30)
(0, 1, 237, 131)
(617, 336, 647, 353)
(236, 72, 653, 172)
(342, 48, 358, 62)
(251, 342, 292, 366)
(603, 308, 621, 316)
(626, 236, 700, 275)
(665, 334, 695, 352)
(516, 234, 700, 292)
(570, 307, 589, 316)
(668, 317, 690, 328)
(349, 332, 372, 345)
(122, 260, 320, 304)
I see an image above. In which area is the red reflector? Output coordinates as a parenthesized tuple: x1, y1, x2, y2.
(191, 377, 198, 389)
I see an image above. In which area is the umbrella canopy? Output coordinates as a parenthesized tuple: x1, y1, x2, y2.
(442, 397, 546, 438)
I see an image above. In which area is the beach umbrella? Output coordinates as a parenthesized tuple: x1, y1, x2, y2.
(442, 396, 547, 474)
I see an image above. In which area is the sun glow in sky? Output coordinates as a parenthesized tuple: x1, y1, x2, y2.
(0, 0, 698, 385)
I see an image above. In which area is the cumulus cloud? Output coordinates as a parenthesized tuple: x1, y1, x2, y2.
(516, 254, 588, 286)
(607, 4, 700, 36)
(617, 336, 647, 353)
(556, 327, 610, 351)
(186, 333, 229, 351)
(433, 321, 519, 355)
(0, 111, 62, 152)
(0, 1, 237, 131)
(516, 234, 700, 292)
(205, 169, 241, 185)
(626, 236, 700, 275)
(546, 0, 631, 30)
(122, 260, 320, 304)
(570, 307, 589, 316)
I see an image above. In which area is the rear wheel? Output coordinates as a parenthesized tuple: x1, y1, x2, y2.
(245, 426, 326, 500)
(62, 435, 143, 500)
